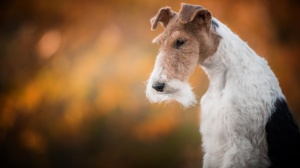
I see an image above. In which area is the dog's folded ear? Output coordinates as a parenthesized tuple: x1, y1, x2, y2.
(150, 7, 176, 30)
(179, 3, 212, 26)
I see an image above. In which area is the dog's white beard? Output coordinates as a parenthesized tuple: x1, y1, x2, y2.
(146, 79, 197, 108)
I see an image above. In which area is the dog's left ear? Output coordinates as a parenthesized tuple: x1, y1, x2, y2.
(179, 3, 211, 26)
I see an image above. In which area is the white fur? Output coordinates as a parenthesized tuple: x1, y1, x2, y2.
(200, 18, 284, 168)
(146, 52, 196, 108)
(146, 79, 196, 108)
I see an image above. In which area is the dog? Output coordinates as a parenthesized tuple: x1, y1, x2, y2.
(146, 3, 300, 168)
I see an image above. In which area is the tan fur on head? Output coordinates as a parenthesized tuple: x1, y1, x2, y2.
(146, 3, 221, 107)
(150, 3, 221, 80)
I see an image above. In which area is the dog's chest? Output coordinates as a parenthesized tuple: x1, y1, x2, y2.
(200, 89, 228, 151)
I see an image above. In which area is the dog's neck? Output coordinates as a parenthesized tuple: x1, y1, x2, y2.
(200, 18, 255, 93)
(201, 52, 227, 93)
(200, 18, 284, 104)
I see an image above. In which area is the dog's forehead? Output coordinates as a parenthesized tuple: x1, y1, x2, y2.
(166, 17, 183, 32)
(154, 16, 199, 44)
(170, 30, 190, 40)
(164, 19, 190, 38)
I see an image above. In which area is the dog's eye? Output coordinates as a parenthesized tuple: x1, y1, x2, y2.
(175, 39, 185, 49)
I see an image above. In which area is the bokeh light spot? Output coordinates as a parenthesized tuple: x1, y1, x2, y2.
(37, 30, 62, 59)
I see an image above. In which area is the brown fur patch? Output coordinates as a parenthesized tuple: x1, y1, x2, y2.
(151, 3, 221, 81)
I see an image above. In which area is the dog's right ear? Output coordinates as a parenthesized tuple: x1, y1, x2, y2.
(179, 3, 212, 27)
(150, 7, 176, 30)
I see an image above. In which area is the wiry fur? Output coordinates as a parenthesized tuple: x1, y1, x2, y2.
(146, 51, 197, 107)
(200, 18, 281, 168)
(146, 3, 300, 168)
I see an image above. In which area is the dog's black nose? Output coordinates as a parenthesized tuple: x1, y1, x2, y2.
(152, 82, 165, 92)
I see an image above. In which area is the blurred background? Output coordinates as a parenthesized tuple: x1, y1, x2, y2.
(0, 0, 299, 167)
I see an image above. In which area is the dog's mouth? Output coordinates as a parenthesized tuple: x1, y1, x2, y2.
(151, 80, 182, 94)
(146, 79, 197, 108)
(158, 87, 179, 94)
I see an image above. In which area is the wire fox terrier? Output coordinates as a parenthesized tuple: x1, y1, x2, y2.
(146, 3, 300, 168)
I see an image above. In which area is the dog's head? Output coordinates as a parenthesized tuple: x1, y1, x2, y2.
(146, 3, 220, 107)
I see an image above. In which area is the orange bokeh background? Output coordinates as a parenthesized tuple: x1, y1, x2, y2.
(1, 0, 300, 167)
